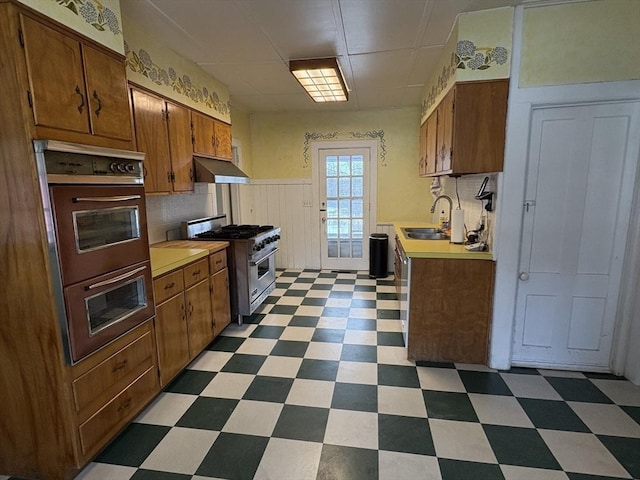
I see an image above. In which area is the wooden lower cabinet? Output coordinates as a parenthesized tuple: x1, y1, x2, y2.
(155, 293, 190, 385)
(152, 250, 230, 387)
(212, 267, 231, 335)
(406, 257, 495, 364)
(186, 278, 214, 357)
(70, 320, 159, 464)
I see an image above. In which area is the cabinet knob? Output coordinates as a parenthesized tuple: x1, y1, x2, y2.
(519, 272, 529, 281)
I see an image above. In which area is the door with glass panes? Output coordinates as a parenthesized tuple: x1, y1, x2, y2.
(319, 148, 370, 270)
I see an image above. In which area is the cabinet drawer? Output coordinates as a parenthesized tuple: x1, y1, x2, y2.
(154, 269, 184, 304)
(78, 366, 158, 456)
(184, 258, 208, 289)
(209, 251, 227, 273)
(72, 330, 154, 417)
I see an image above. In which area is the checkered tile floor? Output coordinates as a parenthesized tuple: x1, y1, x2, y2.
(8, 269, 640, 480)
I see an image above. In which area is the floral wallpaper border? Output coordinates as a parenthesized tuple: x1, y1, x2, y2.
(303, 130, 387, 168)
(55, 0, 121, 35)
(455, 40, 508, 71)
(125, 43, 232, 117)
(421, 40, 509, 117)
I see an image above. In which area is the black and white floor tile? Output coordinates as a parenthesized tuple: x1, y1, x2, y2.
(5, 269, 640, 480)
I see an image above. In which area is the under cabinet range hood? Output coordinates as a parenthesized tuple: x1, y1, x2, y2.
(193, 156, 250, 184)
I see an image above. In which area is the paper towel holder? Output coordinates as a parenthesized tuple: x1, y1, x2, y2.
(475, 176, 494, 212)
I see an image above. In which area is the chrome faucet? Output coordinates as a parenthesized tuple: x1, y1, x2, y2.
(430, 195, 453, 229)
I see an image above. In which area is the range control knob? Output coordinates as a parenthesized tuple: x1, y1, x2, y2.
(109, 162, 119, 173)
(125, 163, 136, 173)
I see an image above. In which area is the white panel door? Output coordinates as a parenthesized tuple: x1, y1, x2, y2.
(319, 148, 370, 270)
(512, 102, 639, 369)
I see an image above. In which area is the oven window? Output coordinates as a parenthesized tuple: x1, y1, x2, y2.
(73, 206, 140, 253)
(257, 257, 270, 280)
(85, 276, 147, 335)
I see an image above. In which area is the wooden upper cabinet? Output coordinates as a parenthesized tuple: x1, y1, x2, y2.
(19, 14, 132, 146)
(214, 120, 232, 160)
(131, 87, 194, 194)
(418, 121, 427, 176)
(83, 46, 133, 141)
(191, 111, 216, 157)
(421, 79, 509, 176)
(21, 14, 88, 134)
(192, 111, 232, 161)
(131, 88, 172, 194)
(167, 102, 194, 192)
(424, 112, 438, 175)
(436, 88, 455, 173)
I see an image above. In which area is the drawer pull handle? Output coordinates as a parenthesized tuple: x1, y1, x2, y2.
(192, 270, 201, 276)
(112, 359, 128, 372)
(164, 282, 175, 290)
(118, 397, 132, 412)
(215, 260, 222, 265)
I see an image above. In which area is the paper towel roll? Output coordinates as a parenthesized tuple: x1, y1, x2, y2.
(451, 209, 465, 244)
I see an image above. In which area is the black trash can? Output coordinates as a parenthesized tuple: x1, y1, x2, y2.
(369, 233, 388, 278)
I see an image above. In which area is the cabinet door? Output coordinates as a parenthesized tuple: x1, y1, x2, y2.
(185, 279, 214, 357)
(214, 120, 232, 160)
(418, 121, 427, 176)
(131, 89, 172, 194)
(212, 268, 231, 335)
(155, 294, 189, 385)
(20, 15, 89, 134)
(83, 46, 132, 141)
(424, 112, 438, 175)
(191, 111, 216, 157)
(167, 102, 193, 192)
(436, 89, 455, 173)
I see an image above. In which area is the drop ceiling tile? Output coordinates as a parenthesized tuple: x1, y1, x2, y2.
(340, 0, 430, 54)
(146, 0, 281, 63)
(353, 87, 406, 110)
(407, 46, 442, 86)
(349, 50, 414, 90)
(239, 0, 343, 60)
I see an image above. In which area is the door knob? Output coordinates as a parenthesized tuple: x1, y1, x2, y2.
(519, 272, 530, 281)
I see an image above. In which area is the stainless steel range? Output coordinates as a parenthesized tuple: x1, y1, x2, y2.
(182, 216, 280, 321)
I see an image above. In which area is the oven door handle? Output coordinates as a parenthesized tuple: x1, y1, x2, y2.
(73, 195, 142, 203)
(85, 266, 147, 291)
(250, 248, 279, 266)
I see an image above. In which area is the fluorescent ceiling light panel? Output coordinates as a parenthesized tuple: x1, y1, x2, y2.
(289, 58, 349, 102)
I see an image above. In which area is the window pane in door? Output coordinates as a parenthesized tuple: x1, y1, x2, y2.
(327, 200, 338, 218)
(352, 240, 363, 258)
(323, 151, 366, 260)
(326, 178, 338, 197)
(326, 156, 338, 176)
(339, 177, 350, 196)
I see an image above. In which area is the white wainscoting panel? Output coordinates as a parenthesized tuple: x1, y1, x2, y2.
(238, 180, 395, 272)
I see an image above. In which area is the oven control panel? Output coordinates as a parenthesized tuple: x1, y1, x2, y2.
(45, 150, 143, 182)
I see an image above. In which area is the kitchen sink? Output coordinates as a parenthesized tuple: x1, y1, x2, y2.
(406, 232, 449, 240)
(401, 227, 449, 240)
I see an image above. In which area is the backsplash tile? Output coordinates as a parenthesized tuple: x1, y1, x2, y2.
(438, 174, 497, 247)
(145, 184, 219, 244)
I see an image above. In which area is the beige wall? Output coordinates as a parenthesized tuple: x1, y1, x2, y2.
(421, 7, 513, 122)
(231, 107, 254, 176)
(520, 0, 640, 87)
(17, 0, 124, 53)
(122, 16, 231, 122)
(249, 108, 429, 223)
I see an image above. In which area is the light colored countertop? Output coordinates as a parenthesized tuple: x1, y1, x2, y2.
(149, 240, 229, 278)
(152, 240, 229, 254)
(394, 223, 493, 260)
(149, 247, 209, 278)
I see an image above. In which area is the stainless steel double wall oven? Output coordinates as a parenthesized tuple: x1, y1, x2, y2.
(35, 140, 154, 363)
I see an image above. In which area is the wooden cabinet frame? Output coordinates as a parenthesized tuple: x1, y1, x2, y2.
(419, 79, 508, 177)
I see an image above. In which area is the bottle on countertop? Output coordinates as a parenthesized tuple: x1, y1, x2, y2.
(439, 210, 448, 230)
